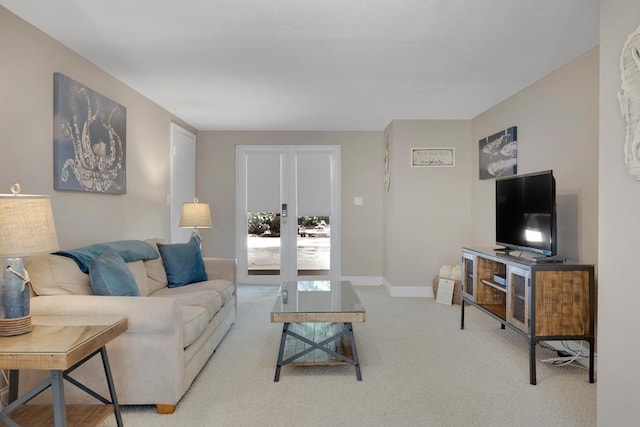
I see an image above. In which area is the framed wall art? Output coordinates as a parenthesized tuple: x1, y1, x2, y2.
(411, 148, 455, 167)
(53, 72, 127, 194)
(618, 22, 640, 180)
(478, 126, 517, 180)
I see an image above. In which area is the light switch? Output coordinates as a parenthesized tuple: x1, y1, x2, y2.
(354, 196, 363, 206)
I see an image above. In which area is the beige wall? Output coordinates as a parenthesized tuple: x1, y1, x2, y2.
(6, 2, 640, 422)
(0, 8, 195, 249)
(471, 48, 599, 265)
(383, 120, 472, 292)
(598, 1, 640, 425)
(196, 131, 384, 277)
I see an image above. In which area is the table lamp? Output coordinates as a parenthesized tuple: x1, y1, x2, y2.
(0, 183, 59, 336)
(179, 198, 212, 245)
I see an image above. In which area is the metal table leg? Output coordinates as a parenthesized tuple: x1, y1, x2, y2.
(345, 323, 362, 381)
(274, 323, 290, 382)
(529, 339, 537, 385)
(589, 337, 595, 383)
(100, 347, 123, 427)
(51, 370, 67, 427)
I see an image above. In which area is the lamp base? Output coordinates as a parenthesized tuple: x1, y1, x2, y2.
(0, 314, 31, 336)
(191, 230, 202, 248)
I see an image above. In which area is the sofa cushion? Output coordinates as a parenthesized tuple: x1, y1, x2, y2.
(143, 238, 168, 290)
(150, 285, 222, 320)
(157, 237, 207, 288)
(24, 255, 92, 296)
(127, 260, 155, 297)
(196, 280, 235, 307)
(89, 248, 141, 296)
(182, 305, 210, 348)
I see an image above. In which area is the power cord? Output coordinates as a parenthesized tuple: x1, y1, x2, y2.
(539, 341, 590, 370)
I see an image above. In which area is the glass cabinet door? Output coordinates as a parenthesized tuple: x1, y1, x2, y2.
(461, 253, 476, 301)
(507, 265, 530, 333)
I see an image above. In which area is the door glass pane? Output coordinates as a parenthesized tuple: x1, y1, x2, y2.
(511, 273, 526, 323)
(247, 212, 281, 275)
(463, 257, 474, 297)
(297, 216, 330, 276)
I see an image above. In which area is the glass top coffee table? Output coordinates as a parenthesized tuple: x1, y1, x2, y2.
(270, 280, 366, 381)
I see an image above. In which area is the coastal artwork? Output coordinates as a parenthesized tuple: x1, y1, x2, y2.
(618, 22, 640, 180)
(53, 72, 127, 193)
(478, 126, 517, 180)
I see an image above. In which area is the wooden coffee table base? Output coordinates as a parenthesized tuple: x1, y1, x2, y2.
(274, 322, 362, 382)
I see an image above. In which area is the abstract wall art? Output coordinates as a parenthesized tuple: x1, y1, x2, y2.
(53, 72, 127, 194)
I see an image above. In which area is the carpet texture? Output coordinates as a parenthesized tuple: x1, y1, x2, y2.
(101, 285, 595, 427)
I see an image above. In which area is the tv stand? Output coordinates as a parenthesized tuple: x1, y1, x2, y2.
(460, 247, 595, 385)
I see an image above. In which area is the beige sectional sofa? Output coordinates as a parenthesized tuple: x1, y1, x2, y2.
(20, 238, 236, 414)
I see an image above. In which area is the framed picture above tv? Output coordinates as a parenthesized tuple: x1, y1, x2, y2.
(478, 126, 517, 180)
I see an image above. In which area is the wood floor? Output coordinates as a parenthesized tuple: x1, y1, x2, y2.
(0, 404, 114, 427)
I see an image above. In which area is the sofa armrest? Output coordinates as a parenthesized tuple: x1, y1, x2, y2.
(30, 295, 181, 334)
(203, 257, 236, 284)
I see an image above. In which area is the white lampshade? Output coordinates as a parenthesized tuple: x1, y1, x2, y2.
(0, 192, 59, 258)
(179, 198, 212, 229)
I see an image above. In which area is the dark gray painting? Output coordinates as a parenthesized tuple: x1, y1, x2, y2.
(479, 126, 517, 180)
(53, 72, 126, 193)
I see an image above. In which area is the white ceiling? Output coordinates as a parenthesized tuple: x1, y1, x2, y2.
(2, 0, 599, 131)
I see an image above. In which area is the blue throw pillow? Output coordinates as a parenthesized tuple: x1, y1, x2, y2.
(157, 236, 208, 288)
(89, 247, 141, 296)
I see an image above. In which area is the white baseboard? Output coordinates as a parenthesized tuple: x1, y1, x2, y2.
(381, 278, 433, 298)
(341, 276, 383, 286)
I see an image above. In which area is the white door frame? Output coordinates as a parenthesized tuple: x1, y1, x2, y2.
(235, 145, 341, 285)
(169, 124, 196, 243)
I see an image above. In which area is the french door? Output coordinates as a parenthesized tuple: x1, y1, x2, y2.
(235, 145, 340, 284)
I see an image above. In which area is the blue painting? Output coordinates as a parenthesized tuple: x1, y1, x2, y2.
(53, 73, 126, 193)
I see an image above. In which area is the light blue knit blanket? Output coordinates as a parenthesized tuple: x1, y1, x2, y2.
(54, 240, 159, 273)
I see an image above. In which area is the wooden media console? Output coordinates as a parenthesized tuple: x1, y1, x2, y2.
(460, 247, 595, 385)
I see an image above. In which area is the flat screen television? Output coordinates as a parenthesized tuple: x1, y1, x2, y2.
(495, 170, 557, 257)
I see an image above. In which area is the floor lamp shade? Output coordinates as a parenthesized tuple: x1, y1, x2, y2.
(0, 188, 59, 335)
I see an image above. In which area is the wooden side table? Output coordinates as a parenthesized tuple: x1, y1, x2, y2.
(0, 316, 128, 427)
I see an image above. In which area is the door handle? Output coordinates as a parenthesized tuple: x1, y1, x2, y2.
(281, 203, 288, 218)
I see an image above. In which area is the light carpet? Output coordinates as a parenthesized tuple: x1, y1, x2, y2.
(101, 285, 595, 427)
